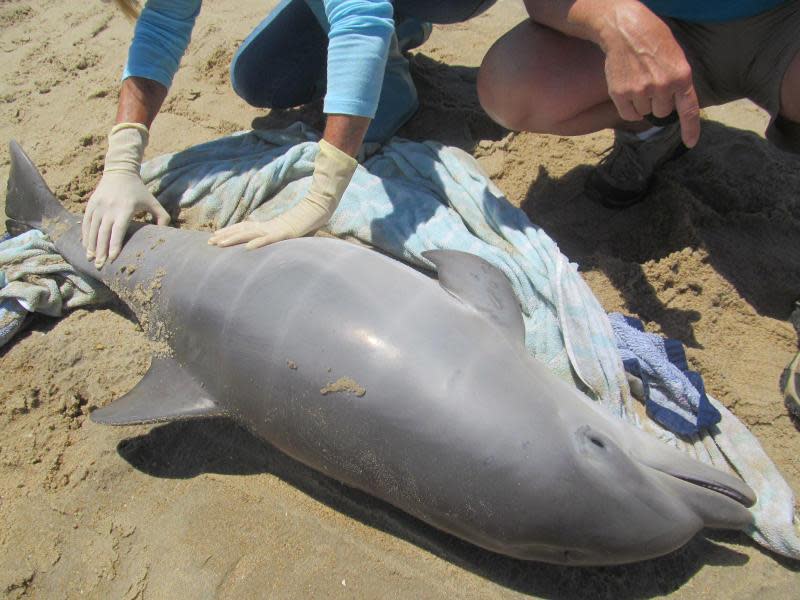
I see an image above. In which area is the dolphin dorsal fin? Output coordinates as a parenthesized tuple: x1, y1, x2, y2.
(90, 357, 227, 425)
(423, 250, 524, 347)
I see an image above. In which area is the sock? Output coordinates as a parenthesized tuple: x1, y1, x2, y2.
(636, 126, 663, 141)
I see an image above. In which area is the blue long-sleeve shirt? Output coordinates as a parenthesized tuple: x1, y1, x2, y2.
(123, 0, 393, 118)
(122, 0, 791, 116)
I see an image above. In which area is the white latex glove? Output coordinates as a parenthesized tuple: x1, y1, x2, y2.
(208, 139, 358, 249)
(82, 123, 170, 268)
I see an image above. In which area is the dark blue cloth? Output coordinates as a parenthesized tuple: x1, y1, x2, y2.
(612, 314, 721, 436)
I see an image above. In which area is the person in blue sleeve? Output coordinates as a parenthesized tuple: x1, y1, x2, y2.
(82, 0, 496, 267)
(477, 0, 800, 208)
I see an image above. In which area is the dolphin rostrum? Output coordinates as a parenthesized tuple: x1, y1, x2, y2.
(5, 141, 756, 566)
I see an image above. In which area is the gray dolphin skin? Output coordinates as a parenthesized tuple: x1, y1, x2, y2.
(5, 141, 756, 566)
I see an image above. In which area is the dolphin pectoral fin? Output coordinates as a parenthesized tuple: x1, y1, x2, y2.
(90, 357, 227, 425)
(423, 250, 524, 347)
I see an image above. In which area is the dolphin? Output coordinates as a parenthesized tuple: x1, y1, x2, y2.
(4, 141, 756, 566)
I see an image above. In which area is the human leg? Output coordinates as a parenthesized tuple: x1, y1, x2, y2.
(230, 0, 328, 109)
(779, 49, 800, 122)
(364, 0, 498, 142)
(476, 13, 692, 207)
(767, 49, 800, 153)
(394, 0, 495, 23)
(477, 19, 629, 135)
(721, 0, 800, 153)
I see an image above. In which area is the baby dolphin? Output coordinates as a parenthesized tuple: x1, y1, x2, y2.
(5, 141, 755, 565)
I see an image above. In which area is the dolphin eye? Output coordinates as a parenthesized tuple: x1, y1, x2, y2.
(589, 436, 606, 450)
(575, 425, 612, 455)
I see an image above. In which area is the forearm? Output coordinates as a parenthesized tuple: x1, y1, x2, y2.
(322, 114, 371, 157)
(123, 0, 200, 88)
(524, 0, 665, 51)
(115, 76, 168, 127)
(526, 0, 699, 145)
(322, 0, 394, 119)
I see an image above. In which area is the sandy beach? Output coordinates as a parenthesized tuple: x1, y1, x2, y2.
(1, 0, 798, 597)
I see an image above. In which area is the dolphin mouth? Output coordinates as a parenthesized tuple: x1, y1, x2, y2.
(656, 468, 755, 507)
(578, 424, 756, 508)
(638, 455, 756, 530)
(614, 425, 758, 509)
(633, 447, 757, 510)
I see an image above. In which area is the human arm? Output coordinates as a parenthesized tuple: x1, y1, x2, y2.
(209, 0, 392, 248)
(206, 115, 369, 250)
(82, 0, 201, 267)
(525, 0, 700, 147)
(82, 77, 172, 268)
(206, 113, 366, 249)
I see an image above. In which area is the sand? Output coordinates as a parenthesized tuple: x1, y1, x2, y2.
(1, 0, 798, 598)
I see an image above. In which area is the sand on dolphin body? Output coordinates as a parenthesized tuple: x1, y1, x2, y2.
(1, 0, 799, 598)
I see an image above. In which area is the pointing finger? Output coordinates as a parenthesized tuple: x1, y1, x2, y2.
(674, 83, 701, 148)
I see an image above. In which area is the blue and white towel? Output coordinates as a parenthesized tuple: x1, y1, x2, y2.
(0, 230, 110, 346)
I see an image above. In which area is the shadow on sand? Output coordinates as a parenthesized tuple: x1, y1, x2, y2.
(517, 120, 800, 345)
(112, 417, 799, 600)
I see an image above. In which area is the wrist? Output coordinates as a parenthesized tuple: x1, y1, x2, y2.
(104, 123, 149, 174)
(110, 122, 149, 139)
(318, 139, 358, 173)
(571, 0, 658, 53)
(304, 139, 359, 216)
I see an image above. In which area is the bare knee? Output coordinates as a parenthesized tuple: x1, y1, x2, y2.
(477, 36, 529, 130)
(478, 24, 569, 133)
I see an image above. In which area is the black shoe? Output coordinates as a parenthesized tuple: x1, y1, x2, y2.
(585, 123, 687, 209)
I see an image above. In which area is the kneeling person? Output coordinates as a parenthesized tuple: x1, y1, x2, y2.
(477, 0, 800, 207)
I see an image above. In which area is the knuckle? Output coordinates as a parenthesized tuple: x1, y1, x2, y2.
(637, 83, 655, 98)
(612, 87, 634, 101)
(676, 65, 693, 82)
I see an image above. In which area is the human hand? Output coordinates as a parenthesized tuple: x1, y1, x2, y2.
(82, 123, 170, 268)
(208, 139, 357, 249)
(597, 2, 700, 147)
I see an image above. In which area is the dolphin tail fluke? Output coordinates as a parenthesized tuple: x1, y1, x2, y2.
(6, 141, 76, 235)
(91, 356, 228, 425)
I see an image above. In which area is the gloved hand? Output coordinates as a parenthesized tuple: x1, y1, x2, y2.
(82, 123, 170, 268)
(208, 139, 358, 249)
